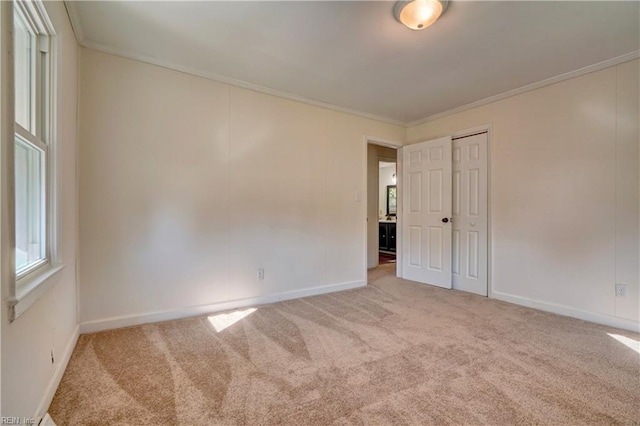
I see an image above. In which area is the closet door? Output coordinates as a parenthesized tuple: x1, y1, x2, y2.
(452, 133, 488, 296)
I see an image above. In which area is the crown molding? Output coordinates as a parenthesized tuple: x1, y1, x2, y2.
(79, 38, 409, 127)
(63, 1, 639, 130)
(408, 50, 640, 128)
(63, 0, 406, 128)
(63, 0, 84, 45)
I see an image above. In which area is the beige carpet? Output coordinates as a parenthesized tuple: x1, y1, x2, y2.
(50, 265, 640, 425)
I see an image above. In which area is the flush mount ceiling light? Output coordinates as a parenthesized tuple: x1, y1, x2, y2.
(394, 0, 449, 31)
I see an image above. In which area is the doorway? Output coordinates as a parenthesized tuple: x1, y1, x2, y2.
(401, 130, 489, 296)
(366, 141, 400, 275)
(378, 160, 397, 265)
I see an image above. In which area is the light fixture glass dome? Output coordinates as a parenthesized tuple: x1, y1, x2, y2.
(394, 0, 449, 31)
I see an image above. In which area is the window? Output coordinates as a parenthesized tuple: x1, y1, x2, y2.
(10, 0, 61, 320)
(13, 4, 36, 132)
(15, 133, 45, 274)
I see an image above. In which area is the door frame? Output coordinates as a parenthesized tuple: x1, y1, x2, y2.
(362, 125, 491, 296)
(401, 136, 453, 288)
(451, 124, 493, 298)
(363, 136, 404, 280)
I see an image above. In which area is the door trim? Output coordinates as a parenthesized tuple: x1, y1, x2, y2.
(363, 136, 403, 281)
(452, 124, 492, 298)
(362, 125, 491, 296)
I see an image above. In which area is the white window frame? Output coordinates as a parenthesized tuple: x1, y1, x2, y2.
(8, 0, 62, 322)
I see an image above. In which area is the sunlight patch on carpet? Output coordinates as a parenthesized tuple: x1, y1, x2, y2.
(208, 308, 256, 332)
(607, 333, 640, 354)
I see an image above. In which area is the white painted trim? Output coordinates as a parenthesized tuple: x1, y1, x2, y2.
(363, 136, 403, 280)
(451, 124, 493, 140)
(395, 146, 403, 278)
(79, 39, 406, 128)
(11, 263, 64, 321)
(62, 1, 83, 44)
(40, 414, 56, 426)
(8, 0, 64, 323)
(63, 0, 640, 129)
(64, 0, 640, 128)
(80, 280, 366, 334)
(48, 18, 60, 270)
(362, 140, 369, 278)
(74, 24, 82, 329)
(485, 127, 493, 299)
(15, 123, 46, 151)
(33, 324, 80, 421)
(364, 135, 404, 149)
(20, 0, 55, 36)
(493, 291, 640, 333)
(0, 1, 10, 413)
(408, 51, 640, 127)
(63, 4, 407, 128)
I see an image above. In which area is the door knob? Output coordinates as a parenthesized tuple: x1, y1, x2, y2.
(442, 218, 449, 223)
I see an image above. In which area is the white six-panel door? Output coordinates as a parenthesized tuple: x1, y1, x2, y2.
(452, 133, 488, 296)
(402, 137, 453, 289)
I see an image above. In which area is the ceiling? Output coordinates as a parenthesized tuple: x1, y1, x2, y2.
(66, 1, 639, 125)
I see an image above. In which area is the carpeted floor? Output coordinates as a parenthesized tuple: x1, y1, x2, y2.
(50, 265, 640, 425)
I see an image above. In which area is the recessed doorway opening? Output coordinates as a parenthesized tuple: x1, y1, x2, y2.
(378, 160, 397, 266)
(365, 137, 402, 279)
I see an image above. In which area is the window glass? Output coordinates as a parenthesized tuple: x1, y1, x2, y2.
(15, 135, 45, 273)
(14, 7, 36, 132)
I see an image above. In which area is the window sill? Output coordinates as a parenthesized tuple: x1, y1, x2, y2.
(9, 263, 65, 322)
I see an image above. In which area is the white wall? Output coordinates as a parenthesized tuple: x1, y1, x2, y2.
(1, 1, 79, 418)
(379, 165, 396, 217)
(614, 60, 640, 324)
(408, 59, 639, 330)
(78, 49, 406, 329)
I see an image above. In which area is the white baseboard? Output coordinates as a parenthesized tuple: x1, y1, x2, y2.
(34, 324, 80, 421)
(492, 291, 640, 333)
(80, 280, 366, 334)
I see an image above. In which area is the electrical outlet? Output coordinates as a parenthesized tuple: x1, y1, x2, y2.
(257, 268, 265, 280)
(615, 283, 627, 298)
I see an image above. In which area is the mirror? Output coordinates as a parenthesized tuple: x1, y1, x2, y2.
(387, 185, 397, 216)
